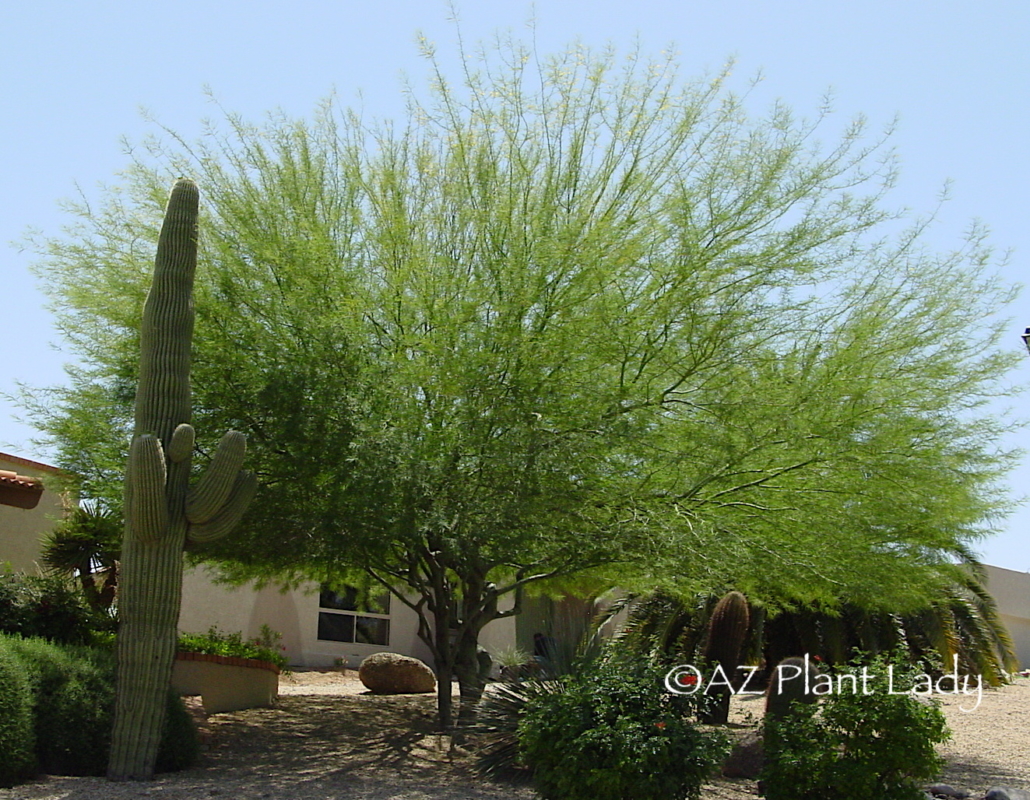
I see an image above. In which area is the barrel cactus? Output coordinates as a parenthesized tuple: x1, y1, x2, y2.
(764, 655, 821, 721)
(108, 179, 257, 781)
(699, 590, 750, 723)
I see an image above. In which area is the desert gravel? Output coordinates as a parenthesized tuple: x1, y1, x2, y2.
(0, 670, 1026, 799)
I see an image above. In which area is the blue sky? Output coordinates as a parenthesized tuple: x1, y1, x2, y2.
(2, 1, 1027, 569)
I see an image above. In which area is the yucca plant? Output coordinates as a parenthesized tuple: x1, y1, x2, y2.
(41, 504, 121, 615)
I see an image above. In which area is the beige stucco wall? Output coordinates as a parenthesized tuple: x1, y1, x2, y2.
(0, 454, 67, 573)
(179, 565, 518, 672)
(984, 564, 1030, 669)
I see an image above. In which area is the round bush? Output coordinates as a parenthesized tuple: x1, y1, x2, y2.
(0, 573, 107, 646)
(0, 640, 36, 786)
(761, 654, 951, 800)
(5, 637, 116, 775)
(0, 635, 198, 780)
(518, 656, 728, 800)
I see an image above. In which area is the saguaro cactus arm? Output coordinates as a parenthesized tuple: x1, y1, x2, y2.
(185, 430, 248, 524)
(167, 423, 196, 463)
(125, 434, 168, 545)
(187, 469, 258, 543)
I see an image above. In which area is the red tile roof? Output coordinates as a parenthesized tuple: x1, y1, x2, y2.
(0, 470, 45, 509)
(0, 452, 63, 475)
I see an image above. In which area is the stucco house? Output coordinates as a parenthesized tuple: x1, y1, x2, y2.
(177, 565, 590, 670)
(984, 563, 1030, 669)
(0, 451, 67, 572)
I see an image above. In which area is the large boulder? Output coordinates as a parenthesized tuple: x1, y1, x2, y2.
(986, 788, 1030, 800)
(358, 652, 436, 694)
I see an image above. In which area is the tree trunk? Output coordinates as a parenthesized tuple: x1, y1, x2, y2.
(436, 661, 454, 730)
(454, 630, 489, 724)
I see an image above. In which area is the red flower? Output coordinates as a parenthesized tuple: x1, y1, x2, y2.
(655, 721, 667, 730)
(678, 673, 698, 686)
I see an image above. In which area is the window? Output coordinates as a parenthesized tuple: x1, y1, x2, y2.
(317, 585, 391, 646)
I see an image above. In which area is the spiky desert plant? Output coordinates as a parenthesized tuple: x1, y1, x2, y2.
(107, 179, 257, 781)
(41, 504, 121, 615)
(699, 590, 750, 723)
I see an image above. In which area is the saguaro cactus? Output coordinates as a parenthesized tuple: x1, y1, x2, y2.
(108, 179, 257, 781)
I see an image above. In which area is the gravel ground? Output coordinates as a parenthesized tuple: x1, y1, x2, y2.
(1, 670, 1027, 800)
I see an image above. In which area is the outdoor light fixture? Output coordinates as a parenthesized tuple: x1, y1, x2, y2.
(1023, 327, 1030, 355)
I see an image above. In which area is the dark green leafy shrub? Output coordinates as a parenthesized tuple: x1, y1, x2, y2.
(517, 656, 728, 800)
(3, 636, 114, 775)
(0, 634, 198, 782)
(0, 571, 111, 645)
(474, 629, 608, 781)
(474, 671, 574, 781)
(0, 643, 35, 786)
(178, 625, 288, 671)
(761, 654, 951, 800)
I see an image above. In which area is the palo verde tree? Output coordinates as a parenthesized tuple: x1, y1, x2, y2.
(23, 38, 1020, 727)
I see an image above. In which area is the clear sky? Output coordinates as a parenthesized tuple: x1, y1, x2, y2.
(2, 1, 1027, 569)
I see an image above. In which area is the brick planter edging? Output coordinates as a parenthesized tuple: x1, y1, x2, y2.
(176, 650, 281, 674)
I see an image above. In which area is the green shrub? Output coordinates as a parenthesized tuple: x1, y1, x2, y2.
(0, 643, 35, 786)
(517, 656, 728, 800)
(0, 634, 198, 781)
(761, 654, 951, 800)
(0, 571, 110, 645)
(2, 636, 114, 775)
(178, 625, 288, 671)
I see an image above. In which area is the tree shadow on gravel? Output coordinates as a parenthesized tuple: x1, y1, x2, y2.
(203, 693, 471, 777)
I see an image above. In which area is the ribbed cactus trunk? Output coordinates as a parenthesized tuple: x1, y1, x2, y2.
(109, 179, 256, 780)
(700, 590, 751, 724)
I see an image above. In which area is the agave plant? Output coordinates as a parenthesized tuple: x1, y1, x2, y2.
(471, 623, 608, 780)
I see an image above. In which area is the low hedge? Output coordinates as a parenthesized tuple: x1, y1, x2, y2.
(0, 635, 198, 782)
(0, 644, 35, 786)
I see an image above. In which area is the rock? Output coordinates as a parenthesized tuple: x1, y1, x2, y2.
(925, 784, 970, 798)
(721, 731, 764, 779)
(358, 652, 437, 694)
(986, 788, 1030, 800)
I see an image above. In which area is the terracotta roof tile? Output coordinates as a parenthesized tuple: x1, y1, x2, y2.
(0, 469, 45, 509)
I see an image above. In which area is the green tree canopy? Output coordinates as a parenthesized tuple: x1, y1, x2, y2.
(22, 39, 1021, 725)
